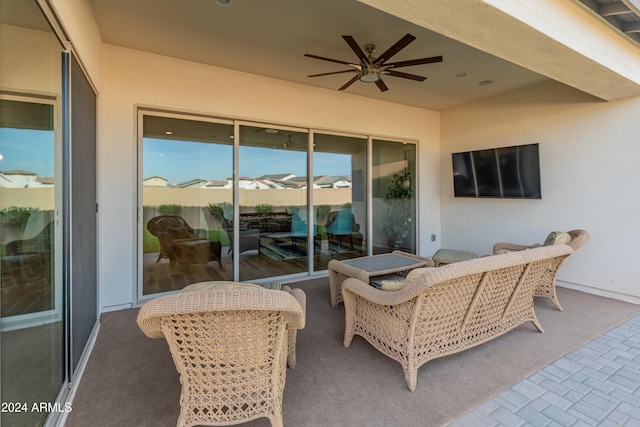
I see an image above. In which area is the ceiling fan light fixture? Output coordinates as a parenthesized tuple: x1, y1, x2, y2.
(359, 72, 380, 83)
(214, 0, 232, 6)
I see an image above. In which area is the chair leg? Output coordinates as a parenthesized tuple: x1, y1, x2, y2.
(343, 293, 355, 347)
(403, 366, 418, 392)
(270, 414, 284, 427)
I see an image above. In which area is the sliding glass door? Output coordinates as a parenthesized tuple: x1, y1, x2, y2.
(312, 132, 367, 270)
(139, 114, 417, 297)
(0, 2, 64, 425)
(238, 125, 309, 282)
(0, 96, 61, 427)
(140, 114, 234, 295)
(372, 139, 417, 254)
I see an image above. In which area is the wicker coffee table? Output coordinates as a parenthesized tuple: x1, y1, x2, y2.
(327, 251, 433, 306)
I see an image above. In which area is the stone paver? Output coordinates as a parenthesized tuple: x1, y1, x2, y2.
(449, 315, 640, 426)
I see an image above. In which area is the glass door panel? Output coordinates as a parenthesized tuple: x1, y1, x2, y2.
(238, 125, 308, 282)
(1, 1, 64, 423)
(0, 97, 61, 426)
(372, 139, 417, 254)
(312, 133, 367, 270)
(141, 115, 234, 295)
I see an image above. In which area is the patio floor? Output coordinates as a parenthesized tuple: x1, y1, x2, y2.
(64, 278, 640, 426)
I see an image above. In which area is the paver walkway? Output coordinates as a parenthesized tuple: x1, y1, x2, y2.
(449, 316, 640, 426)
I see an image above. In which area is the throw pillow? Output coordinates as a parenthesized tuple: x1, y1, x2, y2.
(381, 280, 406, 291)
(405, 267, 430, 284)
(543, 231, 571, 246)
(380, 267, 430, 291)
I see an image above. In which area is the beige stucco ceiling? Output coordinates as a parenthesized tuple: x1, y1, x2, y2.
(87, 0, 555, 111)
(6, 0, 639, 111)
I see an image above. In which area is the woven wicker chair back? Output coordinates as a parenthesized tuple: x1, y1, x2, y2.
(137, 288, 304, 427)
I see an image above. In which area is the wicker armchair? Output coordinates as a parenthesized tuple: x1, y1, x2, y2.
(137, 284, 306, 427)
(493, 229, 589, 310)
(147, 215, 222, 268)
(342, 245, 574, 391)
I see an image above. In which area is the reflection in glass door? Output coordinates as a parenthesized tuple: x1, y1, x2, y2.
(313, 133, 367, 270)
(0, 97, 61, 427)
(140, 115, 234, 295)
(139, 116, 419, 292)
(238, 125, 309, 282)
(372, 139, 417, 254)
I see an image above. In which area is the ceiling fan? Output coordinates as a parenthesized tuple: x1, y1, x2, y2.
(304, 33, 443, 92)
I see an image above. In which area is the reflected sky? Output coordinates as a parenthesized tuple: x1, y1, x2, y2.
(0, 130, 353, 184)
(0, 128, 54, 177)
(144, 138, 352, 184)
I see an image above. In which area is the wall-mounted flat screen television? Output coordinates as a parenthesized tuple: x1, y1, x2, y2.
(452, 143, 541, 199)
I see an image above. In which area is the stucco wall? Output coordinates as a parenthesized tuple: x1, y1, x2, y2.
(100, 44, 441, 310)
(441, 80, 640, 302)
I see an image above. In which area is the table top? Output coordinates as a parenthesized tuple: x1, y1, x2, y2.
(342, 253, 426, 273)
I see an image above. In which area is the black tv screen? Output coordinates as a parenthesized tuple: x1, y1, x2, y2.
(452, 143, 541, 199)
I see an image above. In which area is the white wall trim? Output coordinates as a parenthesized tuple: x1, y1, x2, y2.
(557, 281, 640, 306)
(101, 303, 133, 313)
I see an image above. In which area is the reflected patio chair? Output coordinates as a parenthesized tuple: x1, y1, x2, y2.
(147, 215, 222, 268)
(290, 211, 317, 247)
(325, 208, 355, 250)
(208, 206, 260, 256)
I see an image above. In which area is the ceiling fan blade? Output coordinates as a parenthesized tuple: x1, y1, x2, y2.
(386, 70, 427, 81)
(384, 56, 443, 69)
(339, 74, 360, 91)
(374, 33, 416, 65)
(308, 70, 357, 77)
(304, 53, 355, 66)
(342, 35, 369, 64)
(375, 79, 389, 92)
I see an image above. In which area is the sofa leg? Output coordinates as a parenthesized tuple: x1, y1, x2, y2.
(550, 296, 564, 312)
(531, 318, 545, 333)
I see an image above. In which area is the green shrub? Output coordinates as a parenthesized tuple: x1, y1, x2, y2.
(254, 204, 274, 214)
(158, 204, 182, 215)
(208, 202, 232, 218)
(0, 206, 37, 231)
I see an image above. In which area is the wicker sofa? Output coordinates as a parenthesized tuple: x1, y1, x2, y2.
(342, 244, 574, 391)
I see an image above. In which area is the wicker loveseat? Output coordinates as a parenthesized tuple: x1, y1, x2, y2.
(342, 244, 574, 391)
(493, 229, 590, 311)
(137, 282, 306, 427)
